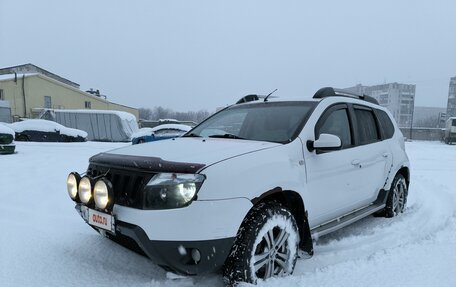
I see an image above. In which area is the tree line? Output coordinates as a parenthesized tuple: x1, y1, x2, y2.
(139, 106, 212, 123)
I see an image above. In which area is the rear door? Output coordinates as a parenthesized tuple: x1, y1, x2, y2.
(349, 105, 392, 205)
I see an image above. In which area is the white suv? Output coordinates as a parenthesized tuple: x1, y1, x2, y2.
(66, 87, 410, 284)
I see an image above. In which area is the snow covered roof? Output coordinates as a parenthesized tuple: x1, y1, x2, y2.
(0, 64, 79, 88)
(158, 118, 180, 123)
(0, 123, 15, 136)
(0, 73, 38, 81)
(52, 109, 137, 122)
(150, 124, 192, 132)
(9, 119, 88, 138)
(131, 124, 191, 139)
(131, 128, 154, 139)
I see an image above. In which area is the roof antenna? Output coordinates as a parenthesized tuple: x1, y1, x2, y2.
(264, 88, 278, 102)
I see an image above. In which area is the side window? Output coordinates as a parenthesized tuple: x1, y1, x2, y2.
(354, 108, 380, 144)
(376, 109, 395, 139)
(318, 108, 352, 149)
(44, 96, 52, 108)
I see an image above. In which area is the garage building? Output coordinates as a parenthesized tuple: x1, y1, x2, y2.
(0, 64, 139, 122)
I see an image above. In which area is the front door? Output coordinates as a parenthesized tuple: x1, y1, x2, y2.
(304, 104, 362, 227)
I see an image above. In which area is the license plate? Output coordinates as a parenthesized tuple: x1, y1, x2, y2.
(85, 207, 115, 233)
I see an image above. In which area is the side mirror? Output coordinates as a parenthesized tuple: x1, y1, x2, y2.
(307, 133, 342, 152)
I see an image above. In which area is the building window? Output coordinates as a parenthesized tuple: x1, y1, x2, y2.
(0, 89, 4, 100)
(85, 101, 91, 109)
(44, 96, 52, 109)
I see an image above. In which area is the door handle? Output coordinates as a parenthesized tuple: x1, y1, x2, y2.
(351, 159, 361, 166)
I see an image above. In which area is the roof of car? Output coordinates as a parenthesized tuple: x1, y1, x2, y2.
(234, 87, 380, 107)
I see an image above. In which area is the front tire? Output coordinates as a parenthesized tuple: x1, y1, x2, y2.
(223, 203, 299, 285)
(384, 174, 408, 218)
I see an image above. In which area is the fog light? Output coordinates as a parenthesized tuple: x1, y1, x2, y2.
(94, 178, 114, 210)
(67, 172, 81, 201)
(78, 176, 93, 204)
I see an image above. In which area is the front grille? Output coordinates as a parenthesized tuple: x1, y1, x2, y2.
(87, 164, 155, 209)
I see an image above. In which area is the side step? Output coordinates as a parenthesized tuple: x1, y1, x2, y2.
(310, 203, 385, 239)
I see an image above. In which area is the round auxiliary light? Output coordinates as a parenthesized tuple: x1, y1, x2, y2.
(94, 178, 114, 210)
(67, 172, 81, 201)
(78, 176, 93, 204)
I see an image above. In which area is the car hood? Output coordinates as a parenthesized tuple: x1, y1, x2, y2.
(101, 137, 281, 170)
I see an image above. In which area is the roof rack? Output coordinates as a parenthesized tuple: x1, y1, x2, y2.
(236, 94, 260, 104)
(313, 87, 379, 105)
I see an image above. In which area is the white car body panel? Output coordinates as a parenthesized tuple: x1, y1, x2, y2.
(113, 198, 252, 241)
(296, 97, 406, 227)
(107, 137, 280, 167)
(197, 139, 306, 201)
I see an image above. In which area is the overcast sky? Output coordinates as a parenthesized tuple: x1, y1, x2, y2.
(1, 0, 455, 112)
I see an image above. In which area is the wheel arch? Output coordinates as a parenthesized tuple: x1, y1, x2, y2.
(251, 187, 313, 256)
(16, 133, 30, 141)
(397, 166, 410, 187)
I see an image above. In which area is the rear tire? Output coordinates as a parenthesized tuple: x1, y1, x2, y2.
(223, 202, 299, 285)
(384, 174, 408, 218)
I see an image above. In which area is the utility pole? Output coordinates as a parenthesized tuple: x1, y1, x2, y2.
(409, 102, 414, 141)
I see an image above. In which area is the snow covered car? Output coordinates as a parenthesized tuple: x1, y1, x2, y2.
(0, 124, 15, 154)
(131, 124, 191, 145)
(67, 87, 410, 284)
(10, 119, 87, 142)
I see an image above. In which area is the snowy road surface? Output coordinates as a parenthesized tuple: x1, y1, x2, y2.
(1, 141, 455, 287)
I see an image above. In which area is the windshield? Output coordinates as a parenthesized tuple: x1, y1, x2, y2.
(186, 101, 316, 143)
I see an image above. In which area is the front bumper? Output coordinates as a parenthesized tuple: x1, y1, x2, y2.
(110, 220, 235, 275)
(0, 144, 15, 154)
(75, 198, 252, 275)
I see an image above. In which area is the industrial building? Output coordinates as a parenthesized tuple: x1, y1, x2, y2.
(345, 82, 416, 127)
(0, 64, 138, 122)
(446, 76, 456, 119)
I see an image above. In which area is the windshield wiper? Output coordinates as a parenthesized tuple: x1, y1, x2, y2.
(208, 133, 245, 140)
(183, 133, 202, 138)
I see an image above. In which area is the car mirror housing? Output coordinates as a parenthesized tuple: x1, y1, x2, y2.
(307, 133, 342, 152)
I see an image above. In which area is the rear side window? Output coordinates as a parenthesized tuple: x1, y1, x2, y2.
(376, 109, 395, 139)
(354, 108, 380, 145)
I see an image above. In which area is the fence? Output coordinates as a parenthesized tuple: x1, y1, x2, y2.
(399, 128, 444, 141)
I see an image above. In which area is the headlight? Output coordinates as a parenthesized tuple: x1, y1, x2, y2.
(143, 173, 205, 209)
(78, 176, 93, 204)
(94, 178, 114, 210)
(67, 172, 81, 201)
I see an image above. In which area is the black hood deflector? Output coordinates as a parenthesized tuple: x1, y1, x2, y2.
(89, 152, 206, 174)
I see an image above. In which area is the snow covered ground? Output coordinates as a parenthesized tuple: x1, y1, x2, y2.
(0, 141, 455, 287)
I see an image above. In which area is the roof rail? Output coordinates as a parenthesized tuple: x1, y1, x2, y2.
(236, 94, 260, 104)
(313, 87, 379, 105)
(236, 90, 279, 104)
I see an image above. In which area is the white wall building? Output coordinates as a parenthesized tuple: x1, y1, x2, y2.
(446, 76, 456, 119)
